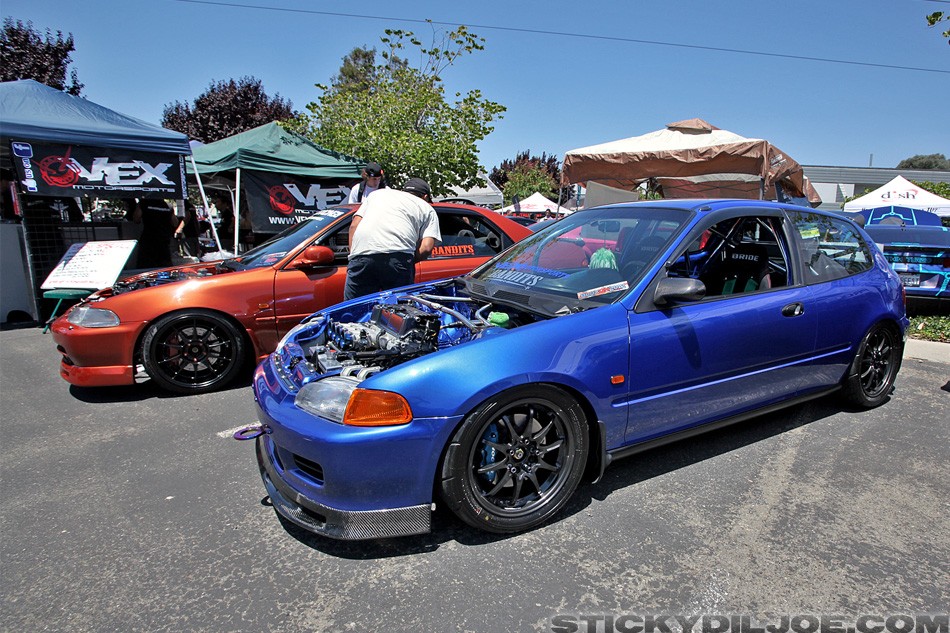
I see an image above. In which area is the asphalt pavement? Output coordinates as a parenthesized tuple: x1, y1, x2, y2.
(1, 327, 947, 633)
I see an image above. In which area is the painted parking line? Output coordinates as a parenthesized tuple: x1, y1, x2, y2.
(217, 424, 255, 439)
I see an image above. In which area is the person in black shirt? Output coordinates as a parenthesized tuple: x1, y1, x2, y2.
(134, 199, 177, 268)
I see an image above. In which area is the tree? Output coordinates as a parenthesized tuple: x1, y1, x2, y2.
(490, 150, 572, 204)
(897, 153, 950, 170)
(330, 46, 407, 94)
(926, 11, 949, 43)
(291, 23, 505, 196)
(501, 163, 558, 205)
(915, 180, 950, 199)
(0, 18, 82, 94)
(162, 76, 296, 143)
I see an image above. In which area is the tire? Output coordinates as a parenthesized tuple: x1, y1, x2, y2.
(440, 385, 589, 534)
(842, 323, 902, 408)
(142, 310, 245, 394)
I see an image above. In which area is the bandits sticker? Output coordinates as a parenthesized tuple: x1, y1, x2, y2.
(432, 244, 475, 257)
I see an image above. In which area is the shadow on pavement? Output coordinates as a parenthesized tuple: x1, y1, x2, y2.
(274, 392, 851, 559)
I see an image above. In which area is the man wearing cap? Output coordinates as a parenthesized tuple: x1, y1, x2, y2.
(344, 178, 442, 300)
(347, 161, 386, 203)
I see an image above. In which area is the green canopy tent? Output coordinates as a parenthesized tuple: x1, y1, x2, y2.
(187, 122, 363, 251)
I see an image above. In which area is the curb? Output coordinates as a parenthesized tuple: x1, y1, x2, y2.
(904, 338, 950, 364)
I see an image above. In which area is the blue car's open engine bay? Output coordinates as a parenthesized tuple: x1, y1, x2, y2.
(284, 287, 542, 384)
(315, 302, 445, 374)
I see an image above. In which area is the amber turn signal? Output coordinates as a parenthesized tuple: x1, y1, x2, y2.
(343, 389, 413, 426)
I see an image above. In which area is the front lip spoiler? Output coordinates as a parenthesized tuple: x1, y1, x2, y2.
(256, 437, 431, 540)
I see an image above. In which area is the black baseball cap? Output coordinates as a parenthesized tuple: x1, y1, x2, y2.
(403, 177, 431, 197)
(364, 162, 383, 176)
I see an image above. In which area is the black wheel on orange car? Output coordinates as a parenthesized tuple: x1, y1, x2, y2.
(842, 322, 903, 408)
(440, 385, 588, 534)
(142, 310, 245, 394)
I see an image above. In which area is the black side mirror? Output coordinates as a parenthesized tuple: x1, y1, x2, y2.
(654, 277, 706, 306)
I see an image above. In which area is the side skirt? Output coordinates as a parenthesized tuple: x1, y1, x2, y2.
(603, 386, 840, 468)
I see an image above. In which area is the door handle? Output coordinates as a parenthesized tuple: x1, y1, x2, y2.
(782, 302, 804, 317)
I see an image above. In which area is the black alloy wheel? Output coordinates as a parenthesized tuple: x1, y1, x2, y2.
(843, 323, 902, 408)
(142, 310, 245, 394)
(441, 385, 588, 534)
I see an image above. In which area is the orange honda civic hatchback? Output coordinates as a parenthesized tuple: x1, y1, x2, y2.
(51, 203, 530, 394)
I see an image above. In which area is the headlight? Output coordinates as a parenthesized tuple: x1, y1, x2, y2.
(295, 377, 413, 426)
(66, 306, 120, 328)
(295, 376, 360, 423)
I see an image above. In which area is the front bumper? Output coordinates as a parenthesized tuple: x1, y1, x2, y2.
(251, 356, 463, 540)
(256, 436, 432, 540)
(50, 315, 145, 388)
(59, 358, 135, 387)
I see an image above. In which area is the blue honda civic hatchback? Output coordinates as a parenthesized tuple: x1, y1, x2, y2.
(243, 200, 907, 540)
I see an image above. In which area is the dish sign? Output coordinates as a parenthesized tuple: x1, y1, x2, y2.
(41, 240, 138, 290)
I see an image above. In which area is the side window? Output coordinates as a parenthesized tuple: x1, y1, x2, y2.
(788, 212, 873, 283)
(433, 211, 504, 258)
(669, 215, 791, 297)
(320, 221, 351, 262)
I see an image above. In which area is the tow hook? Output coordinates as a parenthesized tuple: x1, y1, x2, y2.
(233, 424, 270, 440)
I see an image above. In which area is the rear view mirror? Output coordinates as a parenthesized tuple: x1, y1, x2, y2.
(591, 220, 621, 233)
(292, 245, 335, 269)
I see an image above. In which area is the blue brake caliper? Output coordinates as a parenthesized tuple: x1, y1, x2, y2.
(480, 423, 500, 484)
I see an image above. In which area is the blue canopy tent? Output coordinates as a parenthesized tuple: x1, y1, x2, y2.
(0, 79, 190, 158)
(0, 79, 192, 324)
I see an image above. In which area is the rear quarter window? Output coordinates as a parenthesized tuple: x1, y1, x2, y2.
(788, 211, 873, 283)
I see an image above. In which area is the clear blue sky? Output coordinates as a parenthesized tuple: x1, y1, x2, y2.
(4, 0, 949, 172)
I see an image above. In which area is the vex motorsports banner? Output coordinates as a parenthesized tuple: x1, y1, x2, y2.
(11, 140, 187, 199)
(243, 170, 352, 232)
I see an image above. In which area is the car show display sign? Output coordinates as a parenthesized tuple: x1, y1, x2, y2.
(11, 140, 187, 199)
(41, 240, 138, 290)
(243, 170, 351, 232)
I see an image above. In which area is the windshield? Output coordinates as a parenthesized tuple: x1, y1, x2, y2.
(229, 208, 349, 270)
(467, 205, 690, 312)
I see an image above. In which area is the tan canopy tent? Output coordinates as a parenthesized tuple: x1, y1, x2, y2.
(562, 118, 820, 205)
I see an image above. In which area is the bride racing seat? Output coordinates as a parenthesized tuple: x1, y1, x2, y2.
(701, 242, 771, 296)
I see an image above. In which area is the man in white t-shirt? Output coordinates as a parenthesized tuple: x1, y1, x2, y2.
(346, 161, 386, 203)
(344, 177, 441, 300)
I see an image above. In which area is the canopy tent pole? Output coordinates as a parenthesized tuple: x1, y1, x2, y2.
(234, 168, 242, 254)
(188, 154, 222, 252)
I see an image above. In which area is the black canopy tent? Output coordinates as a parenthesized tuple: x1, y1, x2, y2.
(0, 79, 191, 323)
